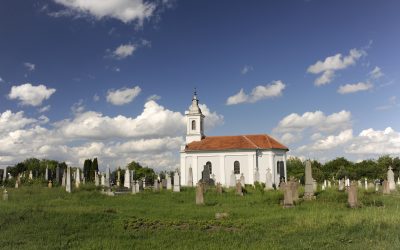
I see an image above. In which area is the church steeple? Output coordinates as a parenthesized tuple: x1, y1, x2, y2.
(185, 89, 205, 144)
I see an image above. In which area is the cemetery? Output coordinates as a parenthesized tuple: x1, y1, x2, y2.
(1, 157, 400, 249)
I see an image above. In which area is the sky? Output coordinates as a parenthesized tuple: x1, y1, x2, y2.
(0, 0, 399, 171)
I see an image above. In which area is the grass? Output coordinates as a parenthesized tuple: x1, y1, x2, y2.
(0, 184, 400, 249)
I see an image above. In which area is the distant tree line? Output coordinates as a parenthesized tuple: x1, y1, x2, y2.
(83, 158, 99, 182)
(287, 155, 400, 183)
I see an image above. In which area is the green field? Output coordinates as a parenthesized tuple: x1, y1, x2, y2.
(0, 185, 399, 249)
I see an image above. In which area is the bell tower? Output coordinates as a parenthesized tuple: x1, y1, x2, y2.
(185, 89, 205, 144)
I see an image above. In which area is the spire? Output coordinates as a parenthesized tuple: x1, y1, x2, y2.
(189, 88, 202, 114)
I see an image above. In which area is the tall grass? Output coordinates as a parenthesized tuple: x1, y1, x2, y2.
(0, 184, 399, 249)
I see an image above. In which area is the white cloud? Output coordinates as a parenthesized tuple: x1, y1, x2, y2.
(0, 110, 36, 134)
(106, 86, 141, 105)
(346, 127, 400, 155)
(38, 105, 51, 113)
(199, 104, 224, 129)
(52, 0, 156, 25)
(307, 48, 366, 86)
(280, 133, 302, 145)
(8, 83, 56, 106)
(0, 77, 3, 82)
(112, 44, 136, 59)
(274, 110, 352, 134)
(241, 65, 253, 75)
(337, 82, 373, 94)
(226, 80, 286, 105)
(93, 94, 100, 102)
(147, 94, 161, 101)
(369, 66, 383, 79)
(298, 129, 353, 151)
(23, 62, 36, 72)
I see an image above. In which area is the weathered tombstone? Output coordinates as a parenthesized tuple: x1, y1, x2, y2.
(240, 173, 245, 187)
(338, 179, 344, 191)
(201, 166, 214, 186)
(142, 177, 146, 189)
(62, 169, 66, 187)
(29, 170, 33, 180)
(56, 166, 60, 183)
(166, 174, 172, 190)
(173, 171, 180, 192)
(66, 167, 72, 193)
(313, 179, 317, 192)
(3, 189, 8, 201)
(387, 166, 396, 191)
(116, 170, 121, 187)
(138, 179, 143, 192)
(397, 177, 400, 186)
(230, 171, 236, 188)
(345, 177, 350, 188)
(348, 181, 358, 208)
(101, 174, 105, 186)
(368, 182, 374, 189)
(303, 160, 315, 200)
(48, 180, 52, 188)
(321, 183, 326, 191)
(235, 180, 243, 196)
(196, 183, 204, 205)
(327, 180, 331, 188)
(3, 167, 7, 182)
(382, 180, 390, 194)
(265, 168, 273, 190)
(15, 180, 19, 189)
(154, 179, 160, 192)
(105, 167, 110, 188)
(290, 179, 299, 202)
(187, 166, 193, 187)
(45, 167, 49, 181)
(124, 168, 131, 188)
(375, 181, 379, 192)
(282, 182, 294, 208)
(254, 169, 260, 183)
(216, 182, 223, 194)
(364, 178, 368, 190)
(75, 168, 81, 188)
(95, 171, 99, 186)
(131, 181, 137, 194)
(161, 179, 167, 189)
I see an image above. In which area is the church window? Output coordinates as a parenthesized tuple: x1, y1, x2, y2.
(191, 120, 196, 130)
(234, 161, 240, 174)
(206, 161, 212, 174)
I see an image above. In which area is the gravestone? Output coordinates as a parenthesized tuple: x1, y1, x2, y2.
(124, 168, 131, 188)
(230, 171, 236, 188)
(348, 181, 358, 208)
(196, 183, 204, 205)
(3, 167, 7, 182)
(173, 171, 180, 192)
(358, 180, 362, 188)
(187, 166, 193, 187)
(313, 179, 317, 192)
(29, 170, 33, 180)
(397, 177, 400, 186)
(375, 181, 379, 192)
(45, 167, 48, 181)
(62, 169, 66, 187)
(138, 179, 144, 192)
(240, 173, 245, 187)
(216, 182, 223, 194)
(338, 179, 344, 191)
(382, 180, 390, 194)
(235, 181, 243, 196)
(368, 182, 374, 189)
(254, 169, 260, 183)
(131, 181, 137, 194)
(56, 166, 60, 183)
(303, 160, 315, 200)
(364, 178, 368, 190)
(3, 189, 8, 201)
(327, 180, 331, 188)
(101, 174, 105, 186)
(345, 177, 350, 188)
(95, 171, 99, 186)
(154, 180, 160, 192)
(161, 179, 167, 189)
(105, 167, 110, 188)
(387, 166, 396, 191)
(290, 179, 299, 202)
(75, 168, 81, 188)
(283, 182, 294, 208)
(166, 174, 172, 190)
(48, 180, 52, 188)
(116, 170, 121, 187)
(201, 165, 214, 186)
(265, 168, 273, 190)
(66, 167, 71, 193)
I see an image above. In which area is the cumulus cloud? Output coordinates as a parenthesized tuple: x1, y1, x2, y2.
(93, 94, 100, 102)
(106, 86, 141, 105)
(369, 66, 384, 79)
(337, 82, 373, 94)
(147, 94, 161, 102)
(38, 105, 51, 113)
(23, 62, 36, 72)
(226, 80, 286, 105)
(241, 65, 253, 75)
(307, 48, 366, 86)
(112, 43, 136, 59)
(52, 0, 156, 25)
(346, 127, 400, 155)
(298, 129, 353, 152)
(8, 83, 56, 106)
(199, 104, 224, 129)
(0, 100, 223, 170)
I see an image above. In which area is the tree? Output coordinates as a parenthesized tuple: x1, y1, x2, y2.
(286, 157, 304, 183)
(83, 159, 92, 181)
(91, 158, 99, 182)
(126, 161, 156, 184)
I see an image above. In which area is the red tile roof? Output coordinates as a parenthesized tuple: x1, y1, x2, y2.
(185, 134, 288, 151)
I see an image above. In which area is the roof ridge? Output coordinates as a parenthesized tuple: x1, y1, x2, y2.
(242, 135, 259, 149)
(264, 134, 272, 148)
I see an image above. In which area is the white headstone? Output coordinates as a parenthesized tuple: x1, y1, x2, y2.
(187, 166, 193, 187)
(131, 181, 137, 194)
(338, 179, 344, 191)
(3, 167, 7, 182)
(265, 168, 273, 190)
(62, 169, 66, 187)
(173, 171, 180, 192)
(230, 171, 236, 188)
(105, 167, 110, 188)
(313, 179, 317, 192)
(75, 168, 81, 188)
(124, 168, 131, 188)
(327, 180, 331, 188)
(387, 166, 396, 190)
(254, 169, 260, 183)
(95, 171, 99, 186)
(166, 174, 172, 190)
(345, 177, 350, 187)
(66, 167, 72, 193)
(29, 170, 33, 180)
(45, 167, 48, 181)
(364, 178, 368, 190)
(101, 173, 105, 186)
(240, 173, 245, 187)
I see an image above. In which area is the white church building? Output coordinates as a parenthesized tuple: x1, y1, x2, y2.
(180, 92, 289, 187)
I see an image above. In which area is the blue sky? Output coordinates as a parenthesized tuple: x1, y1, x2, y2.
(0, 0, 399, 170)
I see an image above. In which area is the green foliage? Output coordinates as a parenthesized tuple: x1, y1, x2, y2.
(126, 161, 156, 184)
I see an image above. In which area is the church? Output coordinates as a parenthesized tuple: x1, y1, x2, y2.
(180, 92, 289, 187)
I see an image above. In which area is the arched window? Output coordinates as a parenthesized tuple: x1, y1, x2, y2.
(191, 120, 196, 130)
(206, 161, 212, 174)
(234, 161, 240, 174)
